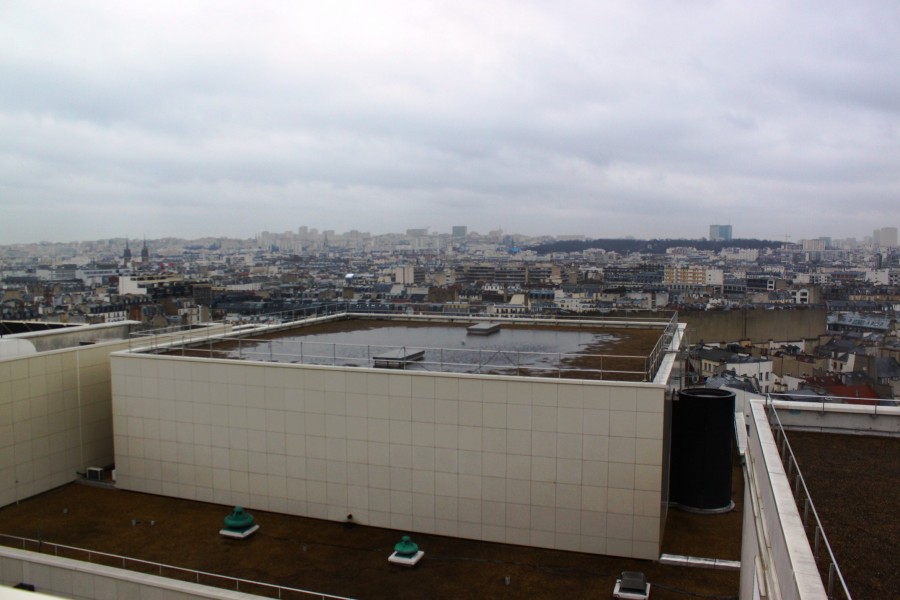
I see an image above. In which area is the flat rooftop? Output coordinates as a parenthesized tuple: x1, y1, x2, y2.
(154, 315, 672, 382)
(785, 430, 899, 599)
(0, 468, 742, 600)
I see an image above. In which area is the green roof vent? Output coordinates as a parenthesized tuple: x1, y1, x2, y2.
(219, 506, 260, 539)
(389, 535, 424, 566)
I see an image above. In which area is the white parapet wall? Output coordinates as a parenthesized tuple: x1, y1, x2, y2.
(771, 400, 900, 437)
(110, 352, 670, 560)
(741, 400, 827, 600)
(0, 545, 302, 600)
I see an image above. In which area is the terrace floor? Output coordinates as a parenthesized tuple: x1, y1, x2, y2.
(0, 461, 742, 599)
(785, 430, 900, 600)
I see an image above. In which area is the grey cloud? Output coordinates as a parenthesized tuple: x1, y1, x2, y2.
(1, 1, 898, 243)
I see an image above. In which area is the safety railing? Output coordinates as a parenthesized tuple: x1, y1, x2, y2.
(764, 401, 852, 600)
(0, 533, 354, 600)
(128, 308, 677, 381)
(157, 336, 652, 381)
(644, 311, 679, 381)
(765, 391, 898, 411)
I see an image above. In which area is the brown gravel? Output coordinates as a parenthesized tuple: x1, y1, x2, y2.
(785, 431, 900, 600)
(1, 477, 740, 600)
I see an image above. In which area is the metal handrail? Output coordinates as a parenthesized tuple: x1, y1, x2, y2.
(765, 392, 898, 411)
(644, 311, 679, 380)
(127, 307, 677, 345)
(0, 533, 354, 600)
(764, 398, 853, 600)
(155, 336, 652, 380)
(127, 309, 673, 381)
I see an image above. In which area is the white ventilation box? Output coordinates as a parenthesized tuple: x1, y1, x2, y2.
(86, 467, 104, 481)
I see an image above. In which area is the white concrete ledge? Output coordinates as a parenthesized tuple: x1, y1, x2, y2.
(0, 546, 276, 599)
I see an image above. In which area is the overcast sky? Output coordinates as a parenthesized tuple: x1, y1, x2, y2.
(2, 1, 898, 244)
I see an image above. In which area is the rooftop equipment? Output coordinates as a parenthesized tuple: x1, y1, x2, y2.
(467, 322, 501, 335)
(372, 348, 425, 369)
(388, 535, 424, 566)
(669, 388, 735, 513)
(220, 506, 259, 539)
(613, 571, 650, 599)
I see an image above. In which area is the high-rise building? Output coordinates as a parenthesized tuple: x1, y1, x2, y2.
(709, 224, 733, 241)
(452, 225, 467, 239)
(873, 226, 898, 248)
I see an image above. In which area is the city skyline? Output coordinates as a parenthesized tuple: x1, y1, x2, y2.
(0, 224, 897, 250)
(2, 2, 899, 244)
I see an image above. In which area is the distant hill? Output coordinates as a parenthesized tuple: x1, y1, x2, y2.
(529, 238, 782, 255)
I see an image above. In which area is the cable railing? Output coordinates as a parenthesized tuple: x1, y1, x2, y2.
(162, 336, 652, 381)
(0, 533, 354, 600)
(763, 400, 852, 600)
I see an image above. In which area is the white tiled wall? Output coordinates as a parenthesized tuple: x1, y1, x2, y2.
(111, 354, 667, 559)
(1, 328, 220, 508)
(1, 344, 119, 507)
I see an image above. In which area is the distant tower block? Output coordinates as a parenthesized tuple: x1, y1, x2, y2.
(220, 506, 259, 539)
(388, 535, 424, 566)
(709, 224, 732, 242)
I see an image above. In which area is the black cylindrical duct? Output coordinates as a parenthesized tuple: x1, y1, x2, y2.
(669, 388, 735, 513)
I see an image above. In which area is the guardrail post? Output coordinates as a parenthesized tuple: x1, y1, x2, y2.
(803, 497, 810, 527)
